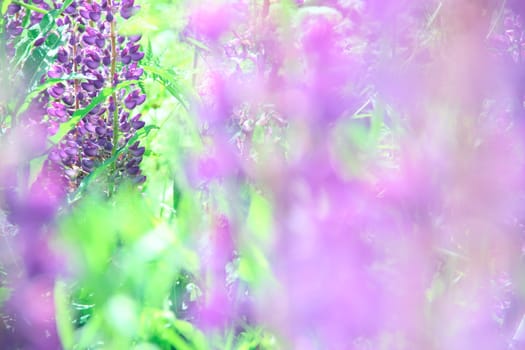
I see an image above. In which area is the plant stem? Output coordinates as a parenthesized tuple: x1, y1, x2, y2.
(108, 0, 119, 193)
(11, 0, 48, 14)
(191, 47, 198, 86)
(73, 30, 80, 111)
(109, 1, 119, 157)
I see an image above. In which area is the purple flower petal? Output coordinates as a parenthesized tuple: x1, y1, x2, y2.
(85, 60, 99, 69)
(121, 55, 132, 64)
(120, 6, 134, 19)
(130, 52, 144, 61)
(81, 159, 94, 171)
(7, 4, 21, 15)
(132, 120, 145, 129)
(126, 166, 140, 175)
(79, 9, 90, 20)
(131, 147, 145, 157)
(129, 34, 142, 42)
(89, 12, 101, 21)
(81, 83, 96, 92)
(95, 126, 106, 136)
(95, 38, 105, 48)
(124, 99, 137, 109)
(82, 34, 96, 45)
(135, 94, 146, 105)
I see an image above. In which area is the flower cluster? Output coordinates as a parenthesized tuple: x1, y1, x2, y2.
(6, 0, 147, 193)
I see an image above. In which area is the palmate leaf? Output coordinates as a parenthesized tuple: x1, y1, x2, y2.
(144, 36, 154, 63)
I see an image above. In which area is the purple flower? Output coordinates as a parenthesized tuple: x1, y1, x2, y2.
(7, 3, 21, 15)
(3, 0, 149, 192)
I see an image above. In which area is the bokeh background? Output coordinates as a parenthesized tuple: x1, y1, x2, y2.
(3, 0, 525, 349)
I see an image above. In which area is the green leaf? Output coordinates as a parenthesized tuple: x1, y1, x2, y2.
(172, 179, 182, 211)
(246, 191, 273, 241)
(0, 287, 11, 305)
(105, 294, 140, 338)
(172, 319, 207, 349)
(143, 65, 188, 110)
(369, 101, 384, 142)
(140, 309, 208, 350)
(11, 0, 48, 14)
(2, 1, 11, 15)
(54, 280, 75, 350)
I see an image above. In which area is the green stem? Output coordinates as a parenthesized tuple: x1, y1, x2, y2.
(110, 86, 119, 156)
(111, 94, 118, 156)
(108, 0, 119, 193)
(191, 47, 198, 86)
(109, 0, 118, 155)
(11, 0, 48, 14)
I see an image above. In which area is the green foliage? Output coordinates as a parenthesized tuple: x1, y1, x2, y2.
(235, 327, 278, 350)
(55, 280, 76, 350)
(56, 185, 205, 348)
(140, 308, 208, 350)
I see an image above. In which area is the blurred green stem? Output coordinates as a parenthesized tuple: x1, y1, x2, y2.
(11, 0, 48, 14)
